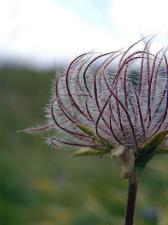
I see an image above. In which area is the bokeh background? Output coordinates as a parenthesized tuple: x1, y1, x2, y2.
(1, 0, 168, 225)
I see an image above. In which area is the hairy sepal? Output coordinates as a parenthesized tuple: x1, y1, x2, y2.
(135, 130, 168, 176)
(155, 146, 168, 154)
(72, 147, 111, 156)
(76, 123, 114, 149)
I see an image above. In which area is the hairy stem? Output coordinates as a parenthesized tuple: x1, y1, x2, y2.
(124, 174, 138, 225)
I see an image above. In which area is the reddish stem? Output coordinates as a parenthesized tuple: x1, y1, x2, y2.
(124, 175, 138, 225)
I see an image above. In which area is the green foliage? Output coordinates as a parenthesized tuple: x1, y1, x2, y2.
(0, 66, 168, 225)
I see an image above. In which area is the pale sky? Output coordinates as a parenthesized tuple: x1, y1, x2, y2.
(1, 0, 168, 68)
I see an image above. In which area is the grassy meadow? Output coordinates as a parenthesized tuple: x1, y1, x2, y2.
(1, 66, 168, 225)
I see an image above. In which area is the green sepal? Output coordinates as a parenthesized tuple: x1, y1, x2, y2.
(100, 138, 114, 150)
(76, 124, 96, 139)
(76, 123, 114, 150)
(135, 130, 168, 176)
(72, 147, 111, 156)
(155, 146, 168, 154)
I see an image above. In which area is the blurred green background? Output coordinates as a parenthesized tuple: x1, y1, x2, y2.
(1, 66, 168, 225)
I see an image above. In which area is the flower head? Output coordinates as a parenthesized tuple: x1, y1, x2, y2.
(27, 39, 168, 177)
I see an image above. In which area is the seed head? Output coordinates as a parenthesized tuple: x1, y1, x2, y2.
(27, 38, 168, 177)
